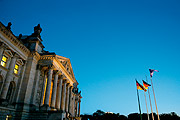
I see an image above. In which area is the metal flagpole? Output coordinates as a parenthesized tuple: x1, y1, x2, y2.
(144, 90, 150, 120)
(150, 77, 160, 120)
(146, 76, 154, 120)
(137, 87, 142, 120)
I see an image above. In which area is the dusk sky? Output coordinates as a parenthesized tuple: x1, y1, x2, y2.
(1, 0, 180, 116)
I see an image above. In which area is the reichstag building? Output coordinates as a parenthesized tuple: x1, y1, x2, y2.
(0, 22, 82, 120)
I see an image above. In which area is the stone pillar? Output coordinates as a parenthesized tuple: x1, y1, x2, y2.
(68, 86, 73, 114)
(55, 76, 63, 110)
(15, 61, 27, 103)
(72, 93, 76, 116)
(0, 43, 7, 61)
(50, 71, 59, 108)
(78, 99, 81, 117)
(65, 83, 70, 113)
(61, 79, 67, 112)
(0, 54, 18, 100)
(44, 66, 53, 106)
(75, 97, 78, 117)
(40, 74, 47, 106)
(31, 65, 41, 104)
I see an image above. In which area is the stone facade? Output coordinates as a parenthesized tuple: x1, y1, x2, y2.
(0, 22, 82, 120)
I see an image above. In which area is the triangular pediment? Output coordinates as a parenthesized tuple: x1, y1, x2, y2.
(56, 55, 75, 79)
(16, 59, 24, 65)
(4, 50, 13, 57)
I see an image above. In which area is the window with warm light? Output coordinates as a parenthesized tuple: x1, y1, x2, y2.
(1, 56, 8, 67)
(14, 64, 19, 74)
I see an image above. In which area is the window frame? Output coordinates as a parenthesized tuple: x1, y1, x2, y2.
(1, 55, 8, 67)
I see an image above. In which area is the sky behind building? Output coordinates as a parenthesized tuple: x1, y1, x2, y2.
(1, 0, 180, 116)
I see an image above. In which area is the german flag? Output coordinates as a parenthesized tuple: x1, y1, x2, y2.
(143, 80, 151, 89)
(136, 80, 147, 92)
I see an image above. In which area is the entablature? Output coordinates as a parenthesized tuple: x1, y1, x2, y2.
(0, 22, 30, 60)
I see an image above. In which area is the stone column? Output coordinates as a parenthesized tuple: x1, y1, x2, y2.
(72, 93, 76, 116)
(61, 79, 67, 112)
(78, 99, 81, 117)
(55, 76, 63, 110)
(0, 54, 18, 100)
(0, 43, 6, 61)
(75, 97, 78, 117)
(50, 71, 59, 108)
(15, 61, 27, 103)
(68, 86, 73, 114)
(40, 74, 47, 106)
(32, 65, 41, 104)
(65, 83, 70, 113)
(44, 66, 53, 106)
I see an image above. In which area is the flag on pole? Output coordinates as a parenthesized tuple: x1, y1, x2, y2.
(136, 80, 147, 92)
(149, 69, 159, 77)
(143, 80, 151, 89)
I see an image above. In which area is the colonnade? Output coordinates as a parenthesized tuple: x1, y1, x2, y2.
(39, 65, 81, 117)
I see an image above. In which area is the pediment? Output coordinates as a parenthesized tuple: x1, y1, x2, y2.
(4, 50, 13, 57)
(16, 59, 24, 65)
(56, 55, 75, 79)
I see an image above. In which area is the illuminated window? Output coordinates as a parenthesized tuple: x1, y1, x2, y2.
(1, 56, 8, 67)
(14, 64, 19, 74)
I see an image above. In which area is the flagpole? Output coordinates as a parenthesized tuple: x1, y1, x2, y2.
(137, 86, 142, 120)
(150, 77, 160, 120)
(144, 90, 150, 120)
(146, 76, 154, 120)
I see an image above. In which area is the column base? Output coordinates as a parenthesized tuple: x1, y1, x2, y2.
(0, 98, 8, 106)
(40, 104, 51, 111)
(61, 112, 66, 120)
(51, 107, 57, 111)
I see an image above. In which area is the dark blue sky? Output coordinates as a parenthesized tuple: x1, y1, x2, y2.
(1, 0, 180, 115)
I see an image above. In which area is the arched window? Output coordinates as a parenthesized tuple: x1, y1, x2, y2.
(6, 81, 15, 103)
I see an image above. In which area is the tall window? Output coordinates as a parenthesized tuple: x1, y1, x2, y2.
(14, 64, 19, 74)
(1, 56, 8, 67)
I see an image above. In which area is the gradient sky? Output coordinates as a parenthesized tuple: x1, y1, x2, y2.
(1, 0, 180, 116)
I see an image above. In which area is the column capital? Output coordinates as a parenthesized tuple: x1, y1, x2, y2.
(48, 65, 54, 70)
(54, 70, 62, 75)
(70, 85, 73, 90)
(63, 79, 67, 84)
(66, 83, 70, 87)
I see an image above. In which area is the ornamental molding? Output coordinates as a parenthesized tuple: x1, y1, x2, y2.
(0, 22, 30, 55)
(16, 59, 24, 65)
(40, 55, 55, 60)
(4, 50, 13, 57)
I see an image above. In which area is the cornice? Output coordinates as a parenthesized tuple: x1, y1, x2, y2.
(0, 22, 30, 55)
(40, 55, 56, 60)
